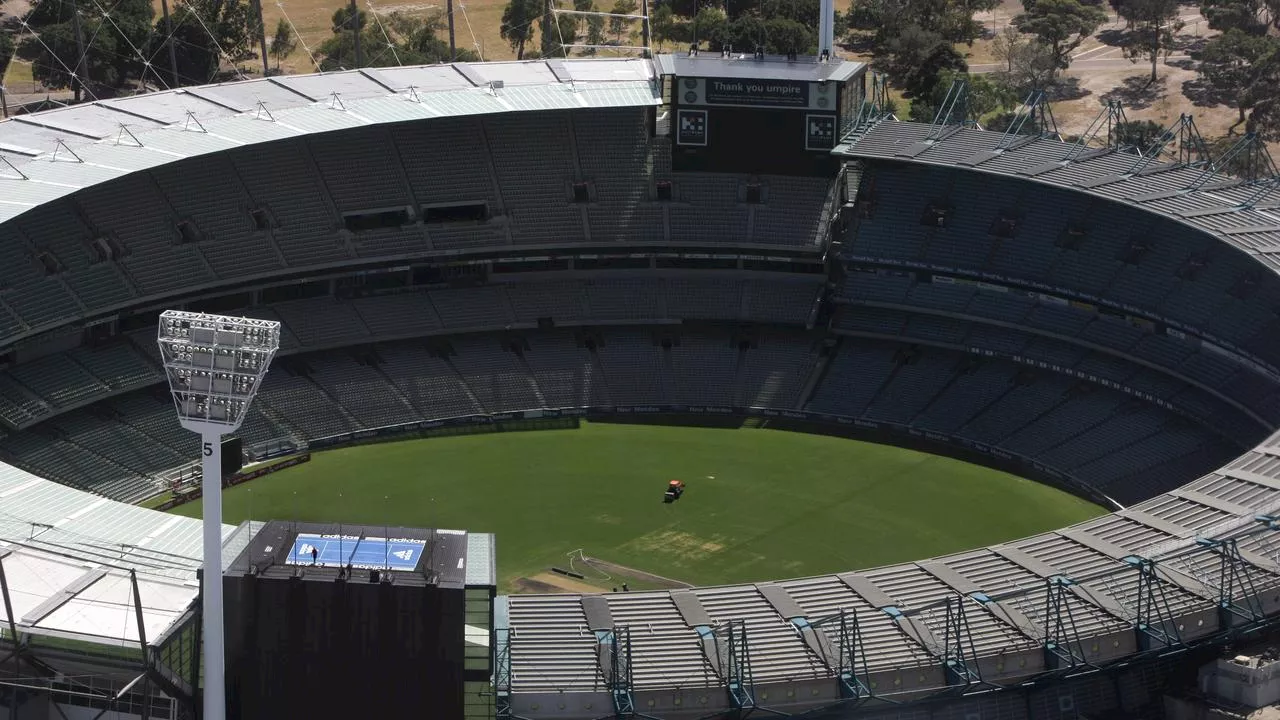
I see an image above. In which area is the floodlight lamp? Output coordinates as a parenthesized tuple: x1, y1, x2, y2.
(157, 310, 281, 435)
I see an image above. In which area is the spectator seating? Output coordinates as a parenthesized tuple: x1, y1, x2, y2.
(846, 161, 1280, 374)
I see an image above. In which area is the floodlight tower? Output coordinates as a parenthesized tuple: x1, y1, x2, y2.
(157, 310, 280, 720)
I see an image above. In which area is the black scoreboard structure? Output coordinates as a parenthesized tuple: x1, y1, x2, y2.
(656, 53, 867, 177)
(222, 520, 496, 720)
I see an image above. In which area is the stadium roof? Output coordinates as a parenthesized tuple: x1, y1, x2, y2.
(837, 120, 1280, 276)
(655, 53, 865, 83)
(0, 462, 222, 648)
(0, 58, 659, 224)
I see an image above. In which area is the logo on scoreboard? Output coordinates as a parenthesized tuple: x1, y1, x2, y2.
(676, 109, 708, 147)
(805, 113, 837, 151)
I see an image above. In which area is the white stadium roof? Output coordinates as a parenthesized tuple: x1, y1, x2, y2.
(0, 461, 226, 647)
(0, 58, 659, 223)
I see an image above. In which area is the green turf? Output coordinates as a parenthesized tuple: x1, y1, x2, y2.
(169, 422, 1104, 592)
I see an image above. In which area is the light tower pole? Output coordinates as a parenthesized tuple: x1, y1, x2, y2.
(157, 311, 281, 720)
(819, 0, 834, 58)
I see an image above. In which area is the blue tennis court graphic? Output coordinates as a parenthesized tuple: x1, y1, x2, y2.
(286, 533, 425, 571)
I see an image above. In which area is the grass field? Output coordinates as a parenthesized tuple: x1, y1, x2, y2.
(169, 422, 1104, 593)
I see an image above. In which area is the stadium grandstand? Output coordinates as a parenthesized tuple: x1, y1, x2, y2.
(3, 48, 1280, 720)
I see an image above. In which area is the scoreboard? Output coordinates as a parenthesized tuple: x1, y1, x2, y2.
(658, 53, 866, 177)
(223, 521, 491, 719)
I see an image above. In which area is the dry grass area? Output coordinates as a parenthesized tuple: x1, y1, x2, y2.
(1053, 61, 1239, 138)
(954, 2, 1250, 143)
(264, 0, 514, 72)
(147, 0, 519, 76)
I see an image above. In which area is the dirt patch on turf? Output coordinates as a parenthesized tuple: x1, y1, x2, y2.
(512, 572, 604, 594)
(624, 529, 726, 558)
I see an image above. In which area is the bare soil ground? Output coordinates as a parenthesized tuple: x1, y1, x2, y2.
(962, 3, 1238, 140)
(512, 571, 604, 594)
(1052, 60, 1238, 139)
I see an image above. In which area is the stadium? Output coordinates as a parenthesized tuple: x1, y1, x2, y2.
(4, 40, 1280, 720)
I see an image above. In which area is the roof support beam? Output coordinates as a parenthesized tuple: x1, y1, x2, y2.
(0, 549, 20, 646)
(918, 560, 1044, 643)
(838, 573, 942, 655)
(1169, 489, 1252, 516)
(756, 583, 838, 667)
(1060, 528, 1214, 601)
(1224, 468, 1280, 491)
(992, 545, 1131, 622)
(20, 567, 107, 626)
(1119, 509, 1196, 540)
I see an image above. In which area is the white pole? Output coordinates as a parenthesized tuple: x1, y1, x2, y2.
(201, 431, 226, 720)
(819, 0, 834, 57)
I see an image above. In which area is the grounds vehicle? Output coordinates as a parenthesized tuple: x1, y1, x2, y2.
(664, 480, 686, 503)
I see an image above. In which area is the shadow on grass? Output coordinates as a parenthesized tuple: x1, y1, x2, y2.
(1097, 28, 1130, 47)
(1101, 73, 1167, 109)
(1045, 76, 1091, 102)
(1182, 75, 1230, 109)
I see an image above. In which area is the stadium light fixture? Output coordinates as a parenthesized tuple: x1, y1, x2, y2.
(157, 310, 280, 720)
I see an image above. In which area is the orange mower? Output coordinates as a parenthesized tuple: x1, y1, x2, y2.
(664, 479, 686, 503)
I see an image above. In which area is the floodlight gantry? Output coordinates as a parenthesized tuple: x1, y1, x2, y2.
(157, 310, 280, 720)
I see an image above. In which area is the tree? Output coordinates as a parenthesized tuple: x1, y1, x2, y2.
(1114, 118, 1166, 147)
(720, 15, 766, 50)
(1246, 97, 1280, 140)
(609, 0, 639, 44)
(907, 69, 1016, 121)
(1200, 0, 1267, 33)
(992, 25, 1028, 73)
(316, 6, 374, 69)
(1004, 36, 1060, 90)
(269, 18, 297, 71)
(18, 0, 153, 99)
(853, 0, 994, 49)
(876, 24, 968, 97)
(757, 0, 824, 51)
(1194, 29, 1280, 130)
(317, 8, 475, 68)
(651, 4, 678, 46)
(853, 0, 992, 94)
(389, 11, 480, 62)
(501, 0, 541, 58)
(585, 7, 607, 52)
(1011, 0, 1107, 71)
(151, 0, 255, 85)
(0, 31, 13, 81)
(1113, 0, 1182, 82)
(690, 7, 726, 48)
(762, 17, 814, 53)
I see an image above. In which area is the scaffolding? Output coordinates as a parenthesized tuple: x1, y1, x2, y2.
(0, 555, 196, 720)
(942, 594, 984, 687)
(1125, 556, 1182, 652)
(1043, 576, 1090, 671)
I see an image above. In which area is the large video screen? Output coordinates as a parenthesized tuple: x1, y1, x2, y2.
(671, 105, 839, 176)
(285, 532, 425, 571)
